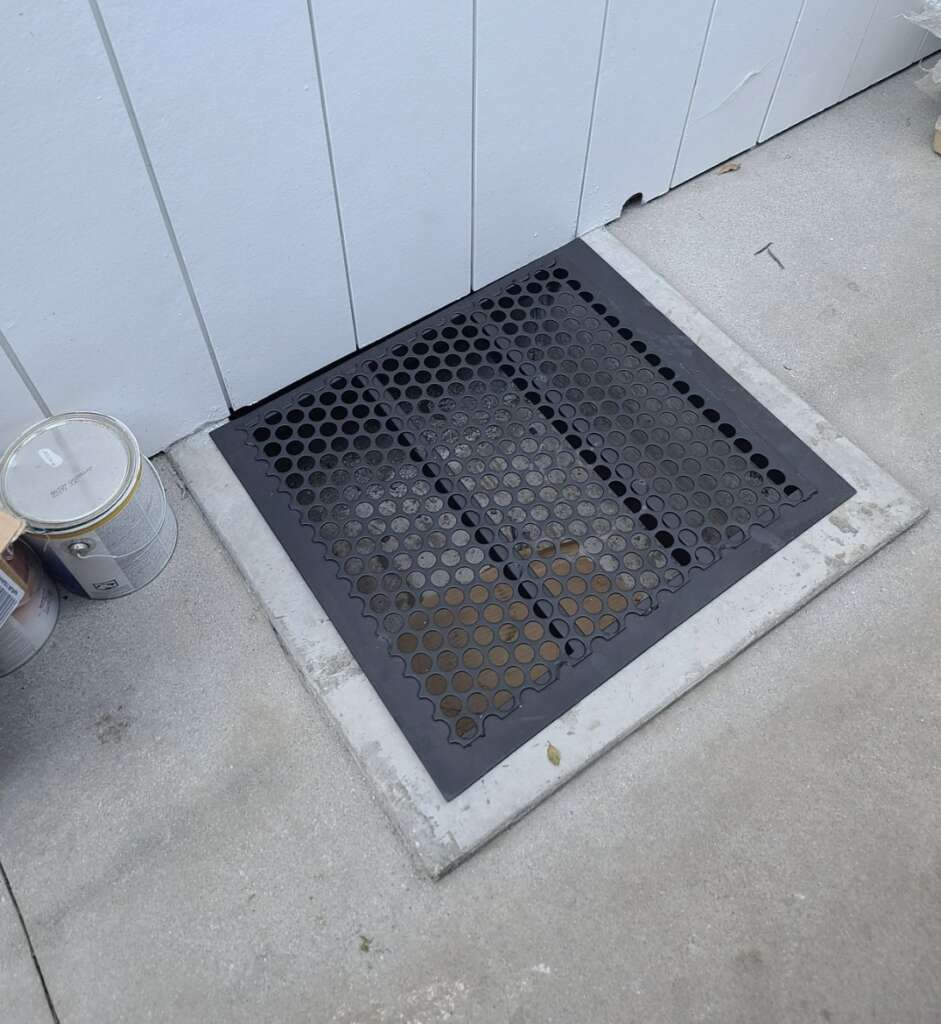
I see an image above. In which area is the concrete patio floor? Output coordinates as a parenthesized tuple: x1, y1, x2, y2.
(2, 65, 939, 1023)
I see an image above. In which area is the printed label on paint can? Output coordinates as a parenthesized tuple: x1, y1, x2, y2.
(0, 569, 24, 629)
(36, 459, 177, 599)
(0, 546, 59, 677)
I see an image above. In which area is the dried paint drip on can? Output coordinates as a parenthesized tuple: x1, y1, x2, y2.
(0, 413, 177, 599)
(0, 543, 59, 677)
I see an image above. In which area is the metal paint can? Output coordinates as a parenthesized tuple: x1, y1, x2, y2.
(0, 413, 177, 599)
(0, 543, 59, 677)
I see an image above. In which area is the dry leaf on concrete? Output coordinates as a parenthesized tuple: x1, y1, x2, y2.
(547, 742, 561, 767)
(717, 162, 741, 174)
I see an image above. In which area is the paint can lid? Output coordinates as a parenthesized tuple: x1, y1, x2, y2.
(0, 413, 141, 532)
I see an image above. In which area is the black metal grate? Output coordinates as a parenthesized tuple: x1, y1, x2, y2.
(213, 240, 854, 798)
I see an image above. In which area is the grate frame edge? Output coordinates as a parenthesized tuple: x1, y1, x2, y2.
(212, 239, 855, 800)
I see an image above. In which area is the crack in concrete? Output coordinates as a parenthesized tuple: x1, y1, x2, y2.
(1, 859, 60, 1023)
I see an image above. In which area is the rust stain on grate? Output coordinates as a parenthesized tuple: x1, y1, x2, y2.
(213, 240, 854, 798)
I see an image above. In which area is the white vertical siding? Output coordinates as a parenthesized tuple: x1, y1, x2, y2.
(97, 0, 356, 410)
(672, 0, 806, 185)
(0, 2, 226, 454)
(0, 353, 43, 454)
(473, 0, 608, 287)
(759, 0, 881, 142)
(312, 0, 473, 345)
(841, 0, 927, 99)
(578, 0, 714, 229)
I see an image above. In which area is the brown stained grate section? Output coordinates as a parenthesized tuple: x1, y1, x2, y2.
(213, 240, 854, 798)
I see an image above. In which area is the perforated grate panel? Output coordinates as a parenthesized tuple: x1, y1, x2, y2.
(213, 240, 854, 798)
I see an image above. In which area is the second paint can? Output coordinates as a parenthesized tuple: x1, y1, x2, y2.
(0, 543, 59, 677)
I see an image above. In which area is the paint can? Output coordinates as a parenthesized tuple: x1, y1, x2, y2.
(0, 542, 59, 677)
(0, 413, 177, 599)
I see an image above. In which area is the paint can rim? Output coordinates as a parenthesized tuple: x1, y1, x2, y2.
(0, 412, 142, 534)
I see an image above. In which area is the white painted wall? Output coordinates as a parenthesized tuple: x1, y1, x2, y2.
(0, 352, 43, 451)
(760, 0, 881, 142)
(672, 0, 806, 185)
(312, 0, 473, 345)
(0, 1, 227, 456)
(0, 0, 925, 457)
(474, 0, 607, 287)
(578, 0, 714, 225)
(841, 0, 927, 99)
(97, 0, 356, 410)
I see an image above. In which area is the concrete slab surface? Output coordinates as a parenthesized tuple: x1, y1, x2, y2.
(0, 875, 52, 1023)
(0, 65, 939, 1023)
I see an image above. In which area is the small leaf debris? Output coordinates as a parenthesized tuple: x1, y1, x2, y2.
(359, 934, 373, 953)
(717, 161, 740, 174)
(547, 742, 561, 767)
